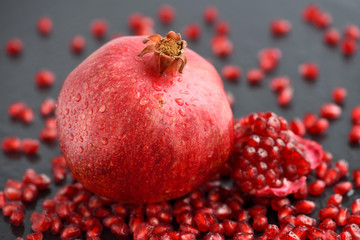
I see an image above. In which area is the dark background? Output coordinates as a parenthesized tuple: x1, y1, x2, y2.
(0, 0, 360, 239)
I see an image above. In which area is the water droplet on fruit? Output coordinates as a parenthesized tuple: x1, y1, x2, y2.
(69, 134, 74, 141)
(79, 146, 84, 153)
(84, 101, 89, 109)
(75, 93, 81, 102)
(179, 108, 186, 117)
(65, 108, 69, 115)
(152, 82, 162, 91)
(179, 90, 189, 95)
(99, 104, 106, 113)
(140, 98, 148, 106)
(165, 128, 170, 133)
(175, 98, 184, 106)
(79, 136, 84, 142)
(177, 78, 182, 82)
(80, 113, 86, 120)
(143, 146, 149, 151)
(208, 151, 214, 158)
(84, 82, 89, 90)
(99, 121, 106, 130)
(101, 138, 108, 145)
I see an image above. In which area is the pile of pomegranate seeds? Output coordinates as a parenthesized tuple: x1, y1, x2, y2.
(1, 2, 360, 240)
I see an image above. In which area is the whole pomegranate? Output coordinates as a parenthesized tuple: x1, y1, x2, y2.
(231, 112, 323, 197)
(56, 31, 234, 203)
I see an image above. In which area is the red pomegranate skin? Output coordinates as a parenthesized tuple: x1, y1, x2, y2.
(56, 35, 234, 203)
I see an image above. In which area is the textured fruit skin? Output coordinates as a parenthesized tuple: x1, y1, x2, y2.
(56, 36, 234, 203)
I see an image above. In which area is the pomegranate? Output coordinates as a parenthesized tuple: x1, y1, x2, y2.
(56, 31, 234, 203)
(230, 112, 322, 197)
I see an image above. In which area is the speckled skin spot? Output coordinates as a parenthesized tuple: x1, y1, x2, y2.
(56, 36, 234, 203)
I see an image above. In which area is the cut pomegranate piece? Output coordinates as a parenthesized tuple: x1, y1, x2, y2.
(231, 112, 322, 197)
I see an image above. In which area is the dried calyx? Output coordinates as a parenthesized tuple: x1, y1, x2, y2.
(138, 31, 187, 74)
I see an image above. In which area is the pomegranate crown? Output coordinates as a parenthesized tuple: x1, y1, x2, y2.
(138, 31, 187, 74)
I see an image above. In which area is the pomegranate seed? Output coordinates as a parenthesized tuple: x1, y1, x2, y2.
(349, 126, 360, 143)
(86, 223, 103, 238)
(319, 205, 339, 221)
(34, 174, 51, 190)
(319, 218, 337, 231)
(22, 139, 40, 155)
(278, 206, 295, 222)
(2, 137, 22, 153)
(0, 191, 6, 209)
(340, 231, 352, 240)
(320, 103, 342, 119)
(6, 38, 23, 56)
(19, 107, 34, 124)
(334, 207, 350, 226)
(270, 19, 291, 36)
(35, 70, 55, 88)
(271, 198, 290, 211)
(30, 212, 52, 232)
(40, 127, 57, 142)
(158, 5, 175, 24)
(23, 169, 37, 185)
(352, 106, 360, 122)
(40, 98, 55, 117)
(90, 19, 108, 39)
(8, 102, 27, 119)
(22, 184, 38, 202)
(308, 118, 329, 135)
(233, 232, 253, 240)
(324, 28, 340, 46)
(295, 214, 317, 227)
(246, 69, 264, 85)
(50, 213, 62, 234)
(293, 184, 308, 200)
(322, 151, 333, 164)
(303, 113, 318, 130)
(221, 219, 236, 236)
(60, 224, 81, 240)
(215, 20, 230, 36)
(331, 87, 347, 105)
(351, 199, 360, 215)
(343, 224, 360, 239)
(70, 35, 86, 54)
(249, 205, 267, 217)
(183, 24, 201, 41)
(277, 87, 293, 107)
(324, 168, 341, 186)
(253, 215, 268, 232)
(133, 223, 154, 240)
(348, 215, 360, 226)
(258, 48, 282, 72)
(4, 187, 22, 201)
(203, 232, 225, 240)
(210, 36, 233, 57)
(25, 232, 43, 240)
(299, 62, 319, 81)
(10, 210, 25, 226)
(313, 11, 332, 29)
(289, 118, 306, 137)
(270, 76, 291, 93)
(180, 232, 196, 240)
(222, 65, 241, 82)
(308, 180, 326, 196)
(308, 227, 326, 239)
(302, 4, 320, 23)
(335, 159, 349, 177)
(295, 200, 316, 214)
(345, 24, 360, 41)
(277, 222, 295, 237)
(341, 38, 357, 56)
(203, 6, 218, 24)
(354, 169, 360, 187)
(327, 194, 343, 206)
(37, 16, 52, 35)
(264, 224, 279, 238)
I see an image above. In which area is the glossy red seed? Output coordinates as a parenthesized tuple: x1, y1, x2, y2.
(0, 191, 6, 209)
(34, 174, 51, 190)
(158, 5, 175, 24)
(348, 215, 360, 226)
(233, 232, 254, 240)
(10, 210, 25, 226)
(60, 224, 81, 240)
(313, 11, 332, 29)
(324, 28, 340, 46)
(308, 180, 326, 196)
(70, 35, 86, 54)
(324, 168, 341, 186)
(249, 205, 267, 217)
(295, 215, 317, 227)
(320, 103, 342, 119)
(8, 102, 27, 119)
(295, 200, 316, 214)
(340, 231, 352, 240)
(341, 38, 358, 56)
(258, 48, 282, 72)
(343, 224, 360, 239)
(22, 139, 40, 155)
(87, 223, 103, 238)
(90, 19, 108, 39)
(203, 232, 225, 240)
(6, 38, 23, 56)
(210, 36, 233, 57)
(332, 87, 347, 105)
(308, 227, 326, 240)
(327, 194, 343, 206)
(264, 224, 279, 238)
(319, 218, 337, 231)
(354, 169, 360, 187)
(349, 126, 360, 143)
(270, 19, 291, 36)
(37, 16, 52, 35)
(203, 6, 218, 24)
(222, 65, 241, 82)
(335, 159, 349, 177)
(319, 205, 339, 221)
(22, 184, 38, 202)
(25, 232, 43, 240)
(253, 215, 268, 232)
(2, 137, 22, 153)
(289, 118, 306, 137)
(247, 69, 264, 85)
(133, 223, 154, 240)
(40, 127, 57, 142)
(322, 151, 333, 164)
(270, 76, 291, 93)
(35, 70, 55, 88)
(308, 118, 329, 135)
(352, 106, 360, 122)
(303, 113, 317, 130)
(40, 98, 55, 117)
(30, 212, 52, 232)
(277, 87, 293, 107)
(4, 186, 22, 201)
(351, 199, 360, 215)
(183, 23, 201, 41)
(215, 20, 230, 36)
(19, 107, 34, 124)
(302, 4, 320, 23)
(299, 62, 319, 81)
(345, 24, 360, 41)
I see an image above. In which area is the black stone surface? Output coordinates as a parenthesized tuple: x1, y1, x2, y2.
(0, 0, 360, 239)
